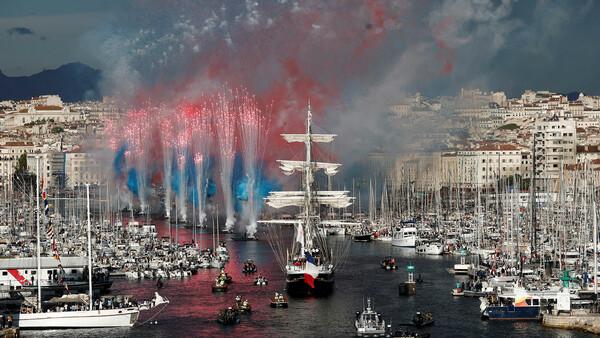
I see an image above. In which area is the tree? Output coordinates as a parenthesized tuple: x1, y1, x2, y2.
(51, 126, 64, 134)
(499, 123, 519, 131)
(15, 153, 27, 172)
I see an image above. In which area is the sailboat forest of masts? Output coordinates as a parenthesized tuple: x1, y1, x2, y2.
(262, 103, 353, 295)
(15, 159, 168, 328)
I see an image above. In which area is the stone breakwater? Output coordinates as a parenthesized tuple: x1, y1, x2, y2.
(543, 311, 600, 334)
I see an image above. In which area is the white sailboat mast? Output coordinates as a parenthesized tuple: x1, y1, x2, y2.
(36, 155, 42, 312)
(86, 184, 93, 306)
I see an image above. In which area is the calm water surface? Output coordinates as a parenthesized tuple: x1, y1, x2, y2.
(22, 221, 594, 338)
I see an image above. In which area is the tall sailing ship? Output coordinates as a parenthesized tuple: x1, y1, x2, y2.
(263, 103, 353, 295)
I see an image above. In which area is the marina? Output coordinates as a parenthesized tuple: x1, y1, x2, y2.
(1, 2, 600, 337)
(10, 221, 595, 337)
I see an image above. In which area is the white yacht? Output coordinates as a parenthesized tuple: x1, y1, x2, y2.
(392, 227, 418, 247)
(415, 240, 444, 255)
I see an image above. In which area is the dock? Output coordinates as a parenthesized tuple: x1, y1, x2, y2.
(543, 310, 600, 334)
(0, 327, 19, 338)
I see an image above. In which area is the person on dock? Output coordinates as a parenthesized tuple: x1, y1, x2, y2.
(7, 315, 12, 328)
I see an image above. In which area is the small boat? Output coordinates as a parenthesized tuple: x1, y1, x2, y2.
(381, 256, 397, 270)
(415, 240, 444, 255)
(353, 230, 373, 242)
(233, 301, 252, 314)
(270, 293, 288, 308)
(212, 279, 228, 292)
(412, 311, 434, 327)
(451, 288, 464, 296)
(232, 233, 259, 241)
(389, 328, 431, 338)
(217, 308, 240, 325)
(463, 290, 486, 297)
(242, 259, 258, 274)
(218, 270, 233, 284)
(254, 275, 268, 285)
(355, 298, 385, 337)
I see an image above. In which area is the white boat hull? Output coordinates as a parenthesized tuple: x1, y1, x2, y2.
(392, 236, 416, 247)
(416, 243, 444, 255)
(16, 308, 139, 328)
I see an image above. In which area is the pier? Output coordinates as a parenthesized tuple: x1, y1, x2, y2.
(543, 311, 600, 334)
(0, 327, 18, 338)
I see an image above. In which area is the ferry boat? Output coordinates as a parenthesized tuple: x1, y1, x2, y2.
(392, 227, 418, 247)
(261, 103, 353, 296)
(355, 298, 386, 337)
(480, 288, 542, 320)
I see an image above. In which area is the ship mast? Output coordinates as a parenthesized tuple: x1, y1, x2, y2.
(304, 102, 313, 253)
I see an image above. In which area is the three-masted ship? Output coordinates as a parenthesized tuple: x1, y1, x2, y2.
(263, 103, 353, 295)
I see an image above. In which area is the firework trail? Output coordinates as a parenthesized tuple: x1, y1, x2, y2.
(159, 108, 175, 218)
(236, 88, 270, 237)
(124, 107, 154, 213)
(213, 90, 237, 230)
(174, 104, 191, 222)
(190, 99, 213, 227)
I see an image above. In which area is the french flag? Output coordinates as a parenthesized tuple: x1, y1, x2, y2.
(305, 252, 319, 288)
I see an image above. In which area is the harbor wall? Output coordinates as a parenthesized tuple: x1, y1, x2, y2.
(542, 311, 600, 334)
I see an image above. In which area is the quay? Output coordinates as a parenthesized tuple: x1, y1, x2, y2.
(543, 310, 600, 335)
(0, 327, 18, 338)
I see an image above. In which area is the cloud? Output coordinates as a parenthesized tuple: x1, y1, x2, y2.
(7, 27, 35, 35)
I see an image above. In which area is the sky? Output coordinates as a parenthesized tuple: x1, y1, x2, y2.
(1, 0, 599, 99)
(2, 0, 600, 170)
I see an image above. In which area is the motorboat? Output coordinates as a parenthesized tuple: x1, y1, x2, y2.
(242, 259, 258, 274)
(233, 299, 252, 314)
(269, 293, 288, 308)
(381, 256, 398, 270)
(355, 298, 386, 337)
(217, 308, 240, 325)
(412, 311, 434, 327)
(415, 240, 444, 255)
(392, 227, 418, 247)
(254, 275, 268, 285)
(211, 278, 228, 292)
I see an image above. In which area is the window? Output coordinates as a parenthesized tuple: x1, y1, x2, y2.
(71, 269, 77, 274)
(1, 271, 6, 276)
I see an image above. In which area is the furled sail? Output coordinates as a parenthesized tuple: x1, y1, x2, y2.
(265, 191, 354, 209)
(277, 160, 341, 176)
(282, 134, 336, 143)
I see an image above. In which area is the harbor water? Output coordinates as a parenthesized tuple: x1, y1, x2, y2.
(22, 220, 595, 337)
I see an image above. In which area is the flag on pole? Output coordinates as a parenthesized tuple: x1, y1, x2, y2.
(296, 222, 305, 252)
(304, 252, 319, 288)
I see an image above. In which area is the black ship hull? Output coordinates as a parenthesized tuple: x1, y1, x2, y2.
(286, 272, 334, 296)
